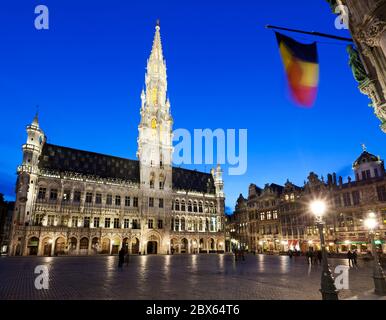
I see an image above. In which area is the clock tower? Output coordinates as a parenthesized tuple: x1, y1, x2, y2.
(137, 21, 173, 192)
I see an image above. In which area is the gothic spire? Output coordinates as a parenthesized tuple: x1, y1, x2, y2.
(149, 20, 164, 63)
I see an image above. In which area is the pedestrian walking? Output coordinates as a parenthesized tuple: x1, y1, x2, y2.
(352, 249, 358, 267)
(347, 250, 353, 267)
(317, 250, 322, 265)
(288, 250, 293, 259)
(313, 250, 318, 265)
(118, 247, 125, 270)
(306, 249, 313, 264)
(125, 248, 130, 266)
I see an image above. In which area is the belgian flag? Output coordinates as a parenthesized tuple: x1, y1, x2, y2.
(275, 32, 319, 107)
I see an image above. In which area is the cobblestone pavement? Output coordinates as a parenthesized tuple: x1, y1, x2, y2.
(0, 254, 377, 300)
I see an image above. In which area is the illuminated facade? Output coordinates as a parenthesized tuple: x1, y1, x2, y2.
(10, 23, 226, 256)
(229, 148, 386, 254)
(327, 0, 386, 132)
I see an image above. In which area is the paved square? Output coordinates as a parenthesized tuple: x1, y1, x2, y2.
(0, 254, 377, 300)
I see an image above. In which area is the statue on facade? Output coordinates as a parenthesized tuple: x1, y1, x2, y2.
(326, 0, 337, 11)
(347, 45, 368, 85)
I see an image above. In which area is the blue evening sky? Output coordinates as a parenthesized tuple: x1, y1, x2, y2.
(1, 0, 385, 211)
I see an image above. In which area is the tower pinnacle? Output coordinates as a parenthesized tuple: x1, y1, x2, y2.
(32, 108, 39, 128)
(149, 20, 164, 63)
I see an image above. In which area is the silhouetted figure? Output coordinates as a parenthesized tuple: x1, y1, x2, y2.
(352, 250, 358, 267)
(118, 247, 125, 270)
(317, 250, 322, 265)
(347, 250, 353, 267)
(125, 248, 130, 266)
(306, 249, 313, 264)
(288, 250, 293, 259)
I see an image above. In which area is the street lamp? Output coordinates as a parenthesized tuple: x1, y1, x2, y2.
(310, 200, 339, 300)
(364, 212, 386, 295)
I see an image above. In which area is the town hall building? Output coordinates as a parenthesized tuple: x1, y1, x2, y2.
(10, 22, 226, 256)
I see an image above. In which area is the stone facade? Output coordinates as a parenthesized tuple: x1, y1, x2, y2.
(10, 23, 226, 256)
(228, 148, 386, 254)
(327, 0, 386, 132)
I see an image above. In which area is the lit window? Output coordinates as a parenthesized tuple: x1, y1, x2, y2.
(125, 196, 130, 207)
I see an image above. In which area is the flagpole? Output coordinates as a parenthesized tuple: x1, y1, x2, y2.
(265, 25, 353, 42)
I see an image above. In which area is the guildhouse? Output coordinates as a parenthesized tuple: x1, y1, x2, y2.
(10, 22, 226, 256)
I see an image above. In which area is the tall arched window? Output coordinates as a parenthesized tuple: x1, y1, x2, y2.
(193, 201, 198, 213)
(175, 217, 180, 231)
(149, 172, 155, 189)
(181, 217, 186, 231)
(199, 218, 203, 231)
(188, 200, 192, 212)
(205, 202, 209, 213)
(210, 202, 215, 213)
(181, 200, 186, 212)
(159, 174, 165, 190)
(199, 201, 203, 213)
(175, 199, 180, 211)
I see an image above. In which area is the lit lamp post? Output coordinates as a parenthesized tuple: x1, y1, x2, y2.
(364, 212, 386, 295)
(310, 200, 339, 300)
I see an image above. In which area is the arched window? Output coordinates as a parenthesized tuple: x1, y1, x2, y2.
(181, 200, 186, 212)
(205, 202, 209, 213)
(210, 202, 215, 213)
(175, 217, 180, 231)
(199, 219, 203, 231)
(193, 201, 198, 213)
(174, 199, 180, 211)
(199, 201, 203, 213)
(181, 217, 186, 231)
(188, 200, 193, 212)
(159, 174, 165, 190)
(171, 217, 174, 231)
(149, 172, 155, 189)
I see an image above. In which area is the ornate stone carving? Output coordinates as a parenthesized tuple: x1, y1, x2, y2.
(357, 18, 386, 47)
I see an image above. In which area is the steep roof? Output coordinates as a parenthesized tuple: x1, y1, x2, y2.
(38, 143, 215, 193)
(39, 143, 140, 183)
(172, 167, 215, 194)
(353, 151, 379, 168)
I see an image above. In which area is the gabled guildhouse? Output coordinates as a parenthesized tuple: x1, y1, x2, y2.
(228, 148, 386, 255)
(10, 22, 226, 256)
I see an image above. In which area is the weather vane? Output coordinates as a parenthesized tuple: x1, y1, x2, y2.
(361, 143, 367, 152)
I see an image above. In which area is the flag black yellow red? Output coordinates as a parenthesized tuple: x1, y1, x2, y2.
(275, 32, 319, 107)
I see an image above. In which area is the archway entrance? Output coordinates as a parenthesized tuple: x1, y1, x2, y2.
(111, 237, 121, 255)
(91, 237, 99, 254)
(79, 237, 89, 255)
(69, 237, 77, 255)
(171, 238, 178, 254)
(42, 238, 53, 256)
(122, 238, 129, 253)
(101, 238, 110, 254)
(131, 238, 139, 254)
(54, 237, 66, 255)
(147, 241, 158, 254)
(181, 238, 188, 254)
(28, 237, 39, 256)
